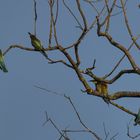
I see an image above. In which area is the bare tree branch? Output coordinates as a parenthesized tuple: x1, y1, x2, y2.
(33, 0, 37, 35)
(43, 111, 70, 140)
(96, 16, 139, 70)
(103, 35, 140, 79)
(62, 0, 83, 29)
(120, 0, 140, 50)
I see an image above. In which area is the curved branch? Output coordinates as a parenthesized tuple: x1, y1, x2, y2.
(103, 35, 140, 79)
(76, 0, 88, 30)
(96, 16, 139, 70)
(110, 101, 137, 116)
(62, 0, 83, 29)
(108, 69, 138, 84)
(65, 95, 102, 140)
(48, 59, 73, 68)
(58, 46, 92, 91)
(109, 91, 140, 100)
(121, 0, 140, 50)
(3, 45, 59, 55)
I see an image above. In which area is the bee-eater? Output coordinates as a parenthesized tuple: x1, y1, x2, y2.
(0, 49, 8, 72)
(90, 80, 110, 105)
(28, 32, 48, 59)
(134, 108, 140, 125)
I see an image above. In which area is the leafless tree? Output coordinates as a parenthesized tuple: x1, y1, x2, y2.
(3, 0, 140, 139)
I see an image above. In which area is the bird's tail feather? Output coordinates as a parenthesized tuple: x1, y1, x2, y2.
(1, 62, 8, 72)
(103, 97, 110, 106)
(41, 51, 48, 59)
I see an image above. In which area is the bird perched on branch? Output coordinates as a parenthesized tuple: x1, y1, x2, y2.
(90, 80, 110, 104)
(134, 108, 140, 125)
(0, 49, 8, 73)
(28, 32, 48, 59)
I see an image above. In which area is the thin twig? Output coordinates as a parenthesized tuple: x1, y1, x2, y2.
(64, 95, 102, 140)
(103, 35, 140, 79)
(62, 0, 83, 29)
(49, 0, 59, 45)
(110, 133, 119, 140)
(108, 69, 139, 84)
(48, 2, 53, 47)
(43, 111, 70, 140)
(76, 0, 88, 30)
(96, 16, 139, 70)
(103, 122, 109, 140)
(83, 0, 100, 15)
(34, 85, 64, 97)
(54, 0, 59, 25)
(110, 100, 136, 117)
(127, 120, 140, 139)
(33, 0, 37, 35)
(120, 0, 140, 50)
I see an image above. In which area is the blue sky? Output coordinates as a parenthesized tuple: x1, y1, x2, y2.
(0, 0, 140, 140)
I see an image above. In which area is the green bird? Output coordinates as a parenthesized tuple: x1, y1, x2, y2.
(90, 80, 110, 105)
(134, 108, 140, 125)
(28, 32, 48, 59)
(0, 49, 8, 72)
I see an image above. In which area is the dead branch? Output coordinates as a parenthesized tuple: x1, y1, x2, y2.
(120, 0, 140, 50)
(3, 0, 140, 130)
(96, 16, 139, 70)
(43, 111, 70, 140)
